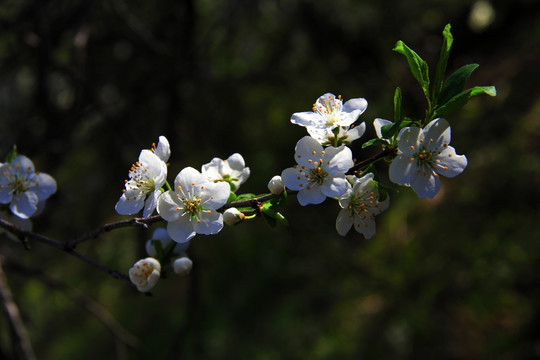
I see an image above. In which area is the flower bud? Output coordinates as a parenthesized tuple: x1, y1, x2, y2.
(128, 257, 161, 292)
(223, 207, 245, 226)
(173, 257, 193, 276)
(267, 175, 285, 195)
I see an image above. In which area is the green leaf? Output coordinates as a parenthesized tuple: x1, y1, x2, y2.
(381, 119, 414, 140)
(393, 87, 402, 123)
(270, 190, 287, 207)
(374, 181, 388, 203)
(393, 40, 430, 98)
(434, 86, 497, 117)
(262, 210, 277, 228)
(438, 63, 479, 106)
(362, 138, 388, 149)
(432, 24, 454, 107)
(275, 211, 289, 226)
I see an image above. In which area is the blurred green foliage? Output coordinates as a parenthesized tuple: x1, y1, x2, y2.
(0, 0, 539, 359)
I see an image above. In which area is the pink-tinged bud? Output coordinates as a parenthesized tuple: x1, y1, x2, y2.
(223, 207, 245, 226)
(173, 257, 193, 276)
(267, 175, 285, 195)
(128, 257, 161, 292)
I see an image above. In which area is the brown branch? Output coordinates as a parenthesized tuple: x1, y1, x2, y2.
(349, 146, 397, 173)
(68, 215, 164, 248)
(0, 219, 134, 288)
(0, 258, 37, 360)
(4, 261, 141, 351)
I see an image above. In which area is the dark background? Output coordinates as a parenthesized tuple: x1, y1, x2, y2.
(0, 0, 539, 359)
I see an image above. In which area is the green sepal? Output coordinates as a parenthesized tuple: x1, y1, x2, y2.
(393, 40, 430, 99)
(261, 203, 288, 227)
(150, 240, 163, 259)
(437, 63, 480, 107)
(362, 138, 388, 149)
(5, 145, 18, 163)
(227, 192, 237, 203)
(373, 180, 388, 203)
(432, 24, 453, 107)
(393, 87, 402, 123)
(434, 86, 497, 117)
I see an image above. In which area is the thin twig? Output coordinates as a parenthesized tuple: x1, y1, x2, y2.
(5, 261, 142, 351)
(0, 258, 37, 360)
(0, 219, 134, 288)
(350, 147, 397, 173)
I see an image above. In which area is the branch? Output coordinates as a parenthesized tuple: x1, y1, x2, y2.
(4, 261, 141, 351)
(68, 215, 164, 248)
(0, 258, 37, 360)
(350, 147, 397, 173)
(0, 219, 134, 288)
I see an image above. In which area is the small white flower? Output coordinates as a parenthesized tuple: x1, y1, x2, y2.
(202, 153, 250, 192)
(281, 136, 354, 206)
(267, 175, 285, 195)
(336, 173, 389, 239)
(145, 227, 190, 257)
(291, 93, 367, 130)
(389, 118, 468, 199)
(173, 257, 193, 276)
(129, 257, 161, 292)
(115, 148, 167, 218)
(157, 167, 230, 243)
(223, 207, 245, 226)
(0, 155, 57, 219)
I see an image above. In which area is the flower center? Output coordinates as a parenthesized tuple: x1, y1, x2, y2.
(313, 95, 343, 127)
(9, 176, 29, 195)
(309, 167, 328, 185)
(183, 197, 204, 220)
(413, 146, 436, 169)
(348, 190, 379, 218)
(128, 162, 156, 193)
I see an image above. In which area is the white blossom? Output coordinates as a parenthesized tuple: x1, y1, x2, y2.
(202, 153, 250, 192)
(336, 173, 389, 239)
(389, 118, 468, 198)
(129, 257, 161, 292)
(157, 167, 230, 243)
(173, 257, 193, 276)
(291, 93, 367, 131)
(223, 207, 245, 226)
(145, 227, 190, 257)
(281, 136, 354, 206)
(0, 155, 56, 219)
(267, 175, 285, 195)
(115, 148, 167, 218)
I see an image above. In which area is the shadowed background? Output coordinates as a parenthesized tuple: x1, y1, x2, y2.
(0, 0, 539, 359)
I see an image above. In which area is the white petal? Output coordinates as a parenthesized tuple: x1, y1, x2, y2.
(0, 186, 13, 204)
(167, 217, 196, 243)
(373, 118, 393, 139)
(11, 155, 35, 173)
(297, 186, 326, 206)
(411, 170, 441, 199)
(115, 193, 145, 215)
(10, 192, 39, 219)
(294, 136, 324, 168)
(201, 158, 223, 180)
(174, 167, 206, 196)
(199, 181, 230, 210)
(397, 126, 423, 156)
(138, 150, 165, 178)
(156, 191, 183, 222)
(30, 172, 57, 201)
(424, 118, 451, 151)
(338, 187, 353, 208)
(291, 112, 321, 128)
(354, 214, 377, 239)
(389, 154, 416, 185)
(344, 122, 366, 142)
(320, 175, 348, 198)
(433, 147, 468, 178)
(155, 136, 171, 162)
(336, 209, 354, 236)
(226, 153, 246, 171)
(323, 145, 354, 174)
(281, 167, 308, 191)
(142, 190, 161, 218)
(193, 210, 223, 235)
(342, 97, 368, 113)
